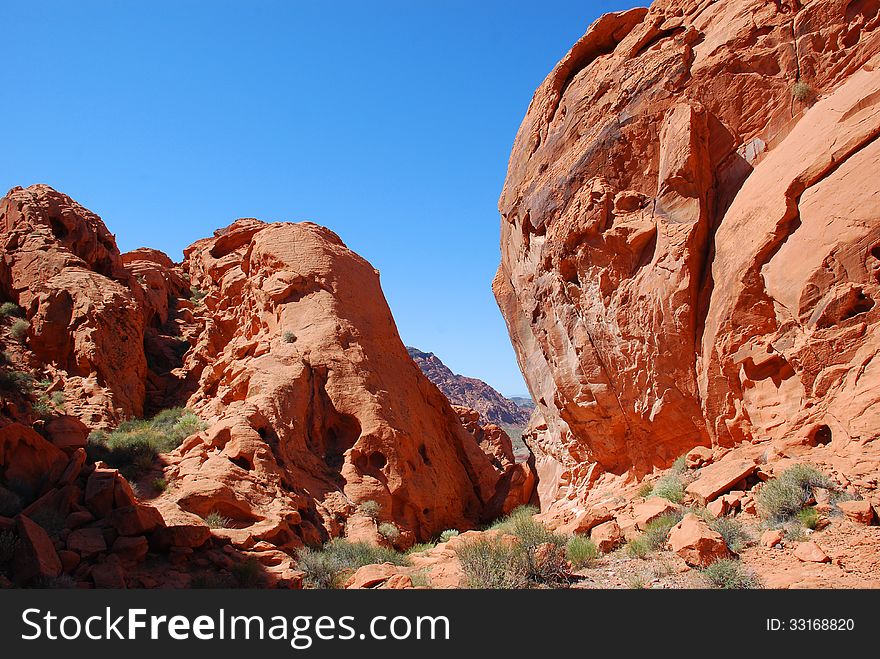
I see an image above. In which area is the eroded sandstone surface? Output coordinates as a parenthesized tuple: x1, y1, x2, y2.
(494, 0, 880, 523)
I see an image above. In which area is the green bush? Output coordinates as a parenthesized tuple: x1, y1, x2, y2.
(710, 516, 750, 553)
(439, 529, 459, 543)
(357, 500, 381, 520)
(637, 482, 653, 498)
(797, 506, 819, 530)
(282, 330, 296, 344)
(190, 287, 207, 304)
(204, 511, 231, 529)
(456, 538, 529, 589)
(671, 455, 687, 474)
(406, 542, 435, 554)
(756, 464, 832, 523)
(566, 535, 598, 569)
(0, 369, 34, 394)
(0, 302, 23, 318)
(86, 407, 205, 477)
(152, 476, 168, 492)
(50, 391, 66, 407)
(10, 319, 29, 341)
(642, 511, 684, 550)
(651, 475, 685, 504)
(378, 522, 400, 544)
(625, 537, 650, 559)
(297, 539, 409, 589)
(490, 505, 565, 550)
(702, 559, 761, 589)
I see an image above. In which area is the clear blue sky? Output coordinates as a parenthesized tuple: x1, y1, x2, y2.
(1, 0, 639, 396)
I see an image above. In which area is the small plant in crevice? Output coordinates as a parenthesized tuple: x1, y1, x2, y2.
(357, 499, 381, 520)
(378, 522, 401, 544)
(189, 286, 207, 304)
(204, 511, 232, 529)
(625, 537, 650, 560)
(642, 511, 684, 551)
(637, 482, 653, 498)
(152, 476, 169, 492)
(439, 529, 460, 543)
(791, 80, 815, 103)
(282, 330, 296, 344)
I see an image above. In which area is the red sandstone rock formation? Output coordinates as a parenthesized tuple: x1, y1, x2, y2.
(407, 347, 531, 426)
(0, 185, 532, 586)
(494, 0, 880, 521)
(154, 219, 527, 549)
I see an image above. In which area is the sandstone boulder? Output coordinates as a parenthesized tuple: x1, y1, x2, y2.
(836, 500, 875, 525)
(667, 514, 732, 567)
(13, 515, 62, 584)
(590, 520, 622, 553)
(794, 541, 830, 564)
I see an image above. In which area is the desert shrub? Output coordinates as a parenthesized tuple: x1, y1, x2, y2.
(204, 511, 231, 529)
(50, 391, 66, 407)
(0, 486, 23, 517)
(190, 287, 207, 304)
(625, 537, 650, 559)
(297, 539, 409, 589)
(626, 573, 649, 589)
(357, 500, 381, 520)
(410, 570, 431, 588)
(0, 302, 23, 318)
(642, 511, 684, 550)
(491, 505, 565, 550)
(439, 529, 459, 542)
(566, 535, 598, 569)
(0, 369, 34, 394)
(791, 81, 814, 102)
(10, 319, 29, 341)
(637, 482, 653, 498)
(87, 407, 205, 476)
(231, 558, 264, 588)
(702, 559, 761, 589)
(797, 506, 819, 530)
(711, 516, 750, 553)
(456, 538, 529, 589)
(651, 475, 685, 504)
(671, 455, 687, 474)
(407, 542, 434, 554)
(378, 522, 400, 544)
(33, 399, 52, 418)
(0, 530, 16, 563)
(756, 464, 832, 522)
(282, 330, 296, 344)
(152, 477, 168, 492)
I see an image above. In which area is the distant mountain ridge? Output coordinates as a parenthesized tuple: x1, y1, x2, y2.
(406, 347, 531, 426)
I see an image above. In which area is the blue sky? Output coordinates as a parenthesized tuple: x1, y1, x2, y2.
(1, 0, 638, 396)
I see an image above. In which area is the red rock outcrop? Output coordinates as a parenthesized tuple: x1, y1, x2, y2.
(495, 0, 880, 520)
(0, 185, 148, 425)
(153, 219, 530, 549)
(407, 347, 531, 426)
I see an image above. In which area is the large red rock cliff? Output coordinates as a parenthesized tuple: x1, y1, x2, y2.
(494, 0, 880, 519)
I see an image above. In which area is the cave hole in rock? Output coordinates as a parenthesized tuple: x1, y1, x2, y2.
(48, 216, 68, 239)
(418, 443, 431, 466)
(810, 424, 833, 446)
(229, 455, 253, 471)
